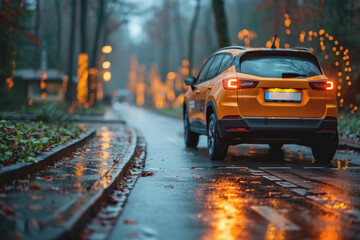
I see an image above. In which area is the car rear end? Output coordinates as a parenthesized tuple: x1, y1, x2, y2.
(217, 49, 338, 147)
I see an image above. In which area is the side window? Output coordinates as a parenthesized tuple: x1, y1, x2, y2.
(197, 57, 214, 84)
(218, 54, 233, 74)
(206, 54, 223, 80)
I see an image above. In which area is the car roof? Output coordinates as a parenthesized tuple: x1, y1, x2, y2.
(214, 46, 312, 57)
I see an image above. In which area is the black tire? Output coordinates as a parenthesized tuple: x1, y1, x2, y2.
(184, 108, 199, 148)
(311, 131, 338, 164)
(269, 144, 283, 151)
(207, 113, 228, 161)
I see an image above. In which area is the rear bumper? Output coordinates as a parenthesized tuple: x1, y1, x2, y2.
(216, 118, 337, 145)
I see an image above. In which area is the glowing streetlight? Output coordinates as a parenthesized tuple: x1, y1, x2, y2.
(102, 61, 111, 69)
(102, 46, 112, 54)
(103, 71, 111, 82)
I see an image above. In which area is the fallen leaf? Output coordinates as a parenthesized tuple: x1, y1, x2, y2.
(191, 167, 196, 169)
(164, 185, 174, 189)
(86, 186, 92, 192)
(11, 230, 22, 239)
(29, 184, 40, 190)
(44, 176, 53, 180)
(59, 188, 66, 194)
(107, 196, 119, 205)
(28, 204, 43, 210)
(113, 159, 119, 164)
(3, 205, 16, 217)
(3, 159, 15, 166)
(141, 171, 153, 177)
(123, 219, 137, 224)
(192, 176, 203, 179)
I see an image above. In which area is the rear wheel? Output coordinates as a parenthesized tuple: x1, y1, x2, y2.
(269, 144, 283, 150)
(208, 113, 228, 161)
(311, 131, 338, 164)
(184, 108, 199, 148)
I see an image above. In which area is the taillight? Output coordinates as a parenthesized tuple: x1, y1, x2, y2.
(222, 78, 258, 90)
(309, 80, 334, 91)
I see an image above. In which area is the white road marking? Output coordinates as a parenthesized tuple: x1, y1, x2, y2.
(291, 188, 312, 196)
(249, 169, 264, 173)
(251, 206, 300, 231)
(251, 172, 270, 176)
(263, 175, 282, 181)
(303, 167, 325, 169)
(217, 167, 249, 169)
(260, 167, 292, 170)
(347, 167, 360, 170)
(276, 181, 298, 188)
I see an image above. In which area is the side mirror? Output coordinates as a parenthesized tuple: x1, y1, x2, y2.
(185, 77, 196, 87)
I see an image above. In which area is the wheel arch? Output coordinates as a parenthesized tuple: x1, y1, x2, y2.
(206, 100, 217, 125)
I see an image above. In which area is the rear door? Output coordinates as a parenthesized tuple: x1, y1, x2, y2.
(188, 57, 214, 127)
(237, 52, 326, 118)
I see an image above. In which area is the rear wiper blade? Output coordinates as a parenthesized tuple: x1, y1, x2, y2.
(282, 73, 307, 78)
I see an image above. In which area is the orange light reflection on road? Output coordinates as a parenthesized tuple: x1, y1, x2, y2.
(75, 162, 85, 177)
(197, 177, 249, 240)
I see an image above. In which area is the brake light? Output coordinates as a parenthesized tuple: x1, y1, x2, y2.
(326, 81, 334, 90)
(309, 80, 334, 91)
(222, 78, 258, 90)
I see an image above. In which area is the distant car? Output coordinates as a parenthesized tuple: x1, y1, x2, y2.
(113, 89, 134, 104)
(183, 46, 338, 163)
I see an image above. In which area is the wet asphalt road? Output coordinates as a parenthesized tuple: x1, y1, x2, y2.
(109, 104, 360, 240)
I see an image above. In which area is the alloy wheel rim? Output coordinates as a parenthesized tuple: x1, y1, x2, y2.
(184, 112, 188, 140)
(208, 119, 215, 155)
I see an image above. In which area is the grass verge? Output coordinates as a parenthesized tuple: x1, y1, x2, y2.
(0, 120, 85, 165)
(338, 112, 360, 135)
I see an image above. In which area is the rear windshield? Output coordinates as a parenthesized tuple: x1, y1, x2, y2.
(240, 52, 322, 78)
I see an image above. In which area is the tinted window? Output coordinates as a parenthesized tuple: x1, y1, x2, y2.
(207, 54, 223, 80)
(218, 54, 233, 74)
(240, 54, 322, 78)
(197, 57, 214, 84)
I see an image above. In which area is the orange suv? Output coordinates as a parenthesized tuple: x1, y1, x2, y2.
(183, 46, 338, 163)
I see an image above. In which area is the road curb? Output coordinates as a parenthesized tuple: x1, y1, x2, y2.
(55, 127, 142, 240)
(0, 129, 96, 187)
(339, 135, 360, 151)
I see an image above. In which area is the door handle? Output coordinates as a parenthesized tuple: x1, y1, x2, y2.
(195, 90, 200, 94)
(207, 86, 212, 90)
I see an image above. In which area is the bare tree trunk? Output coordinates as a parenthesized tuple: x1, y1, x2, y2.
(55, 0, 62, 69)
(34, 0, 41, 70)
(188, 0, 201, 75)
(65, 0, 77, 104)
(80, 0, 87, 54)
(89, 0, 105, 105)
(212, 0, 229, 48)
(172, 0, 185, 63)
(160, 2, 171, 80)
(91, 0, 104, 69)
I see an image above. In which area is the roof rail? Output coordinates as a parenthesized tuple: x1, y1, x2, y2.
(291, 47, 311, 52)
(217, 46, 246, 51)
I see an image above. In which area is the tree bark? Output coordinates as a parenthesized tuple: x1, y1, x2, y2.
(188, 0, 201, 75)
(54, 0, 62, 69)
(89, 0, 105, 105)
(34, 0, 41, 70)
(65, 0, 77, 104)
(172, 0, 185, 63)
(80, 0, 88, 54)
(90, 0, 104, 69)
(212, 0, 229, 48)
